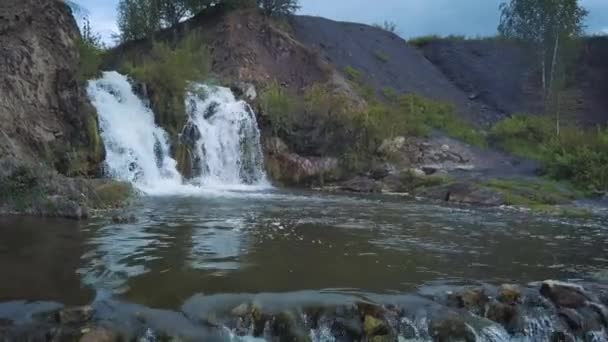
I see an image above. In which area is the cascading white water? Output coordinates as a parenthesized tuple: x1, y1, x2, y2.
(184, 84, 268, 188)
(87, 71, 269, 195)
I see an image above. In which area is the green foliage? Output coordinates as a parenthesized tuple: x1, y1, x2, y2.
(489, 114, 554, 159)
(344, 66, 363, 83)
(260, 82, 297, 136)
(76, 17, 105, 82)
(116, 0, 225, 42)
(122, 34, 210, 134)
(484, 177, 582, 206)
(373, 21, 398, 33)
(490, 115, 608, 191)
(399, 94, 486, 146)
(373, 50, 390, 63)
(93, 182, 133, 208)
(257, 0, 300, 16)
(407, 35, 466, 47)
(499, 0, 588, 101)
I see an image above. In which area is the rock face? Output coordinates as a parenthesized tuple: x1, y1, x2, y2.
(0, 0, 104, 176)
(0, 1, 131, 219)
(264, 137, 341, 186)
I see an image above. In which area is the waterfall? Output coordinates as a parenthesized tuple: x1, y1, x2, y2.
(184, 84, 268, 188)
(86, 71, 269, 195)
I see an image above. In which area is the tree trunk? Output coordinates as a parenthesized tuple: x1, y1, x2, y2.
(550, 33, 560, 135)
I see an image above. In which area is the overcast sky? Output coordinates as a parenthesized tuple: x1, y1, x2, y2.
(76, 0, 608, 44)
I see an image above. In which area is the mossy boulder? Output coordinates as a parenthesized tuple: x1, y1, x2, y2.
(0, 158, 133, 219)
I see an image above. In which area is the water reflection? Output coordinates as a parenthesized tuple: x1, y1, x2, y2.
(189, 218, 249, 271)
(0, 190, 607, 309)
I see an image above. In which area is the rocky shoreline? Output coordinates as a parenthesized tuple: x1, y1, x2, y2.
(1, 280, 607, 341)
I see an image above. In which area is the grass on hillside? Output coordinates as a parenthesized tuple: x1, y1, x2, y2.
(490, 115, 608, 192)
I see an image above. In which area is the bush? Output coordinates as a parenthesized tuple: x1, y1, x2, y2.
(122, 34, 210, 135)
(399, 94, 486, 146)
(407, 34, 466, 47)
(373, 50, 390, 63)
(257, 0, 300, 16)
(260, 82, 297, 136)
(489, 115, 553, 159)
(490, 115, 608, 191)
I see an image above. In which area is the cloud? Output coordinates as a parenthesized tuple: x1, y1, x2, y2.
(76, 0, 608, 44)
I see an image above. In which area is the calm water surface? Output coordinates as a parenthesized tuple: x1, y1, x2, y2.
(0, 190, 606, 309)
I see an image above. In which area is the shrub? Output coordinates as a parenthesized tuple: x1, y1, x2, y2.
(490, 115, 608, 191)
(257, 0, 300, 16)
(122, 34, 210, 135)
(399, 94, 486, 147)
(373, 50, 390, 63)
(489, 114, 553, 159)
(344, 66, 364, 83)
(260, 82, 297, 136)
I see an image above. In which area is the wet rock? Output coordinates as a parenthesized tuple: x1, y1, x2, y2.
(558, 308, 584, 331)
(231, 303, 250, 317)
(422, 182, 505, 206)
(111, 214, 137, 224)
(449, 287, 488, 315)
(486, 302, 518, 329)
(251, 306, 268, 337)
(498, 284, 522, 305)
(551, 331, 576, 342)
(363, 315, 389, 337)
(272, 312, 310, 342)
(231, 82, 257, 101)
(429, 315, 476, 342)
(369, 163, 395, 180)
(332, 316, 363, 340)
(340, 176, 383, 193)
(79, 327, 120, 342)
(266, 150, 340, 186)
(57, 306, 93, 325)
(540, 281, 588, 309)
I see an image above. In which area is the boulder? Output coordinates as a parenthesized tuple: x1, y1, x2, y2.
(57, 306, 93, 325)
(486, 302, 518, 329)
(540, 281, 589, 309)
(423, 182, 505, 206)
(363, 315, 389, 337)
(340, 176, 383, 193)
(449, 287, 489, 315)
(79, 327, 120, 342)
(429, 314, 476, 342)
(498, 284, 522, 305)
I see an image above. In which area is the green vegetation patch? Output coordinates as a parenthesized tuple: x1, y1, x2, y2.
(483, 177, 583, 206)
(122, 34, 211, 137)
(373, 50, 390, 63)
(93, 181, 134, 208)
(490, 115, 608, 191)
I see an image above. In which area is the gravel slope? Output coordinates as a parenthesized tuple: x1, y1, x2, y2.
(291, 15, 500, 126)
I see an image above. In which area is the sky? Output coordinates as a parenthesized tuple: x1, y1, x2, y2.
(75, 0, 608, 44)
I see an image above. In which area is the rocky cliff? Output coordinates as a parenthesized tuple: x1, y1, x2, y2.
(0, 0, 104, 175)
(0, 0, 130, 219)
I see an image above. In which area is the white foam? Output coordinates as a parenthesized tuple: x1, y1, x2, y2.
(87, 72, 270, 196)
